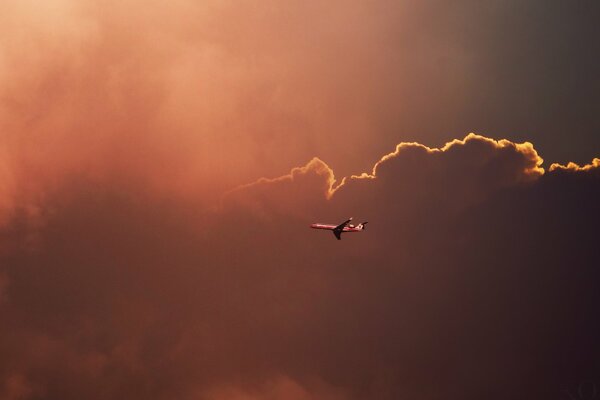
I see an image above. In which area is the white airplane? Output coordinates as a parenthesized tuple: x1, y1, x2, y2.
(310, 217, 368, 240)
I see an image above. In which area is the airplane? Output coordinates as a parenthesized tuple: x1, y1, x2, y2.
(310, 217, 368, 240)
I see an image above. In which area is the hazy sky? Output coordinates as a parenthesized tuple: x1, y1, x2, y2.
(0, 1, 599, 399)
(1, 0, 598, 189)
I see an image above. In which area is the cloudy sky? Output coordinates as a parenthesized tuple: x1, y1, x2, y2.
(1, 1, 599, 399)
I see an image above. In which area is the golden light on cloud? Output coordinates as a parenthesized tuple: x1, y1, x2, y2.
(347, 133, 544, 182)
(222, 134, 595, 215)
(224, 157, 340, 201)
(549, 158, 600, 172)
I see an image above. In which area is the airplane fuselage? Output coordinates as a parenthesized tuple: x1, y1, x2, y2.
(310, 223, 365, 233)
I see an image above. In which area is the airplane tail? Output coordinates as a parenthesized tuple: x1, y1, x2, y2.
(358, 222, 368, 230)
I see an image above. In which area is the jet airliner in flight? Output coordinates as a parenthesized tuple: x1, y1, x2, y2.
(310, 217, 368, 240)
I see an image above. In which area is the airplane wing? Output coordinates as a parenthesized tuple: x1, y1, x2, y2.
(332, 218, 352, 240)
(333, 218, 352, 231)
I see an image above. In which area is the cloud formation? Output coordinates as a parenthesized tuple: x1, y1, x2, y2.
(1, 133, 599, 399)
(1, 0, 599, 397)
(549, 158, 600, 172)
(1, 0, 599, 204)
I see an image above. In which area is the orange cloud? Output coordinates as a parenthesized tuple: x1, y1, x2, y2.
(227, 134, 547, 209)
(224, 157, 340, 201)
(0, 0, 599, 398)
(548, 158, 600, 172)
(351, 133, 544, 181)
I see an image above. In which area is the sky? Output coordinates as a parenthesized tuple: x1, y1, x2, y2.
(0, 0, 599, 399)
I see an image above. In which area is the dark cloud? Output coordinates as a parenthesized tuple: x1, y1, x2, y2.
(1, 134, 599, 399)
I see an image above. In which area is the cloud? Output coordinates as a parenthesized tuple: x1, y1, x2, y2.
(2, 0, 598, 210)
(0, 2, 599, 399)
(549, 158, 600, 172)
(356, 133, 544, 179)
(1, 132, 599, 399)
(224, 156, 339, 203)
